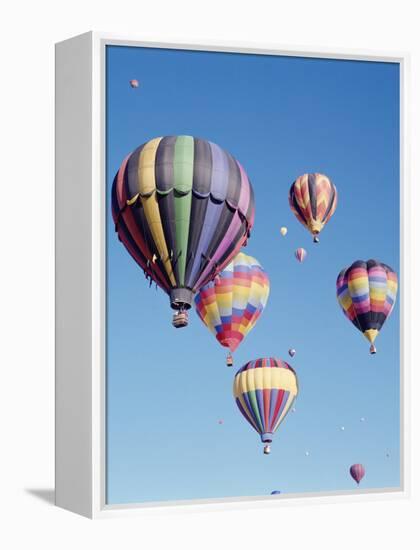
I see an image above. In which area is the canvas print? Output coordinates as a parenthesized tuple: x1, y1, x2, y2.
(106, 45, 400, 505)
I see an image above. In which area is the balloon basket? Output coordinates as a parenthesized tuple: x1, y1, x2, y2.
(369, 344, 377, 354)
(172, 311, 189, 328)
(263, 445, 271, 455)
(226, 354, 233, 367)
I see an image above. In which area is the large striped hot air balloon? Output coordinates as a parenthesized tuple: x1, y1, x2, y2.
(112, 136, 255, 327)
(336, 259, 398, 354)
(194, 252, 269, 366)
(289, 173, 337, 243)
(233, 358, 299, 454)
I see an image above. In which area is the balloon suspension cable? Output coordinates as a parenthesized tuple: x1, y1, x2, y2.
(263, 445, 271, 455)
(172, 309, 189, 329)
(370, 344, 377, 355)
(226, 353, 233, 367)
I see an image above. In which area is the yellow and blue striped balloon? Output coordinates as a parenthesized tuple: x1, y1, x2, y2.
(233, 358, 299, 454)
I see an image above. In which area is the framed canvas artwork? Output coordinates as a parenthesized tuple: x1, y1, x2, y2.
(55, 32, 409, 518)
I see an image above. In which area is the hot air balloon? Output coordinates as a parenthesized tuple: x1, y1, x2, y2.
(288, 348, 296, 358)
(280, 226, 288, 237)
(289, 173, 337, 243)
(336, 259, 398, 354)
(295, 248, 307, 263)
(112, 136, 255, 327)
(270, 490, 281, 495)
(129, 79, 139, 88)
(233, 358, 298, 454)
(349, 463, 365, 485)
(195, 252, 269, 366)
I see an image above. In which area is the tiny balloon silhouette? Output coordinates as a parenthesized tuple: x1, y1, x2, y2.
(280, 226, 288, 236)
(129, 79, 139, 88)
(295, 248, 307, 263)
(349, 464, 365, 485)
(271, 490, 281, 495)
(218, 419, 224, 425)
(288, 348, 296, 358)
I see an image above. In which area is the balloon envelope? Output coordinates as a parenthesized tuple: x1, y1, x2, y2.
(289, 173, 337, 242)
(350, 463, 365, 484)
(129, 79, 139, 88)
(288, 348, 296, 357)
(195, 252, 269, 355)
(295, 248, 307, 262)
(233, 358, 298, 453)
(112, 136, 255, 318)
(336, 259, 398, 352)
(280, 226, 288, 236)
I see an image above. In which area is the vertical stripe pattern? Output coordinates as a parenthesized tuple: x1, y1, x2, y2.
(233, 358, 298, 447)
(295, 248, 307, 263)
(349, 463, 365, 484)
(112, 136, 255, 311)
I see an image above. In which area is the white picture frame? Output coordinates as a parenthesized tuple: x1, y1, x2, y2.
(55, 31, 410, 519)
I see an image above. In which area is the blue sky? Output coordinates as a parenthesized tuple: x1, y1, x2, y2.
(106, 46, 400, 504)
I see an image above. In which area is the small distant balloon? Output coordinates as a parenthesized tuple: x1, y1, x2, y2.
(280, 227, 288, 237)
(271, 490, 281, 495)
(305, 451, 310, 457)
(336, 259, 398, 354)
(288, 348, 296, 358)
(295, 248, 307, 263)
(386, 452, 390, 458)
(340, 426, 345, 431)
(349, 463, 365, 485)
(129, 79, 139, 88)
(289, 173, 338, 243)
(291, 407, 296, 413)
(218, 419, 224, 425)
